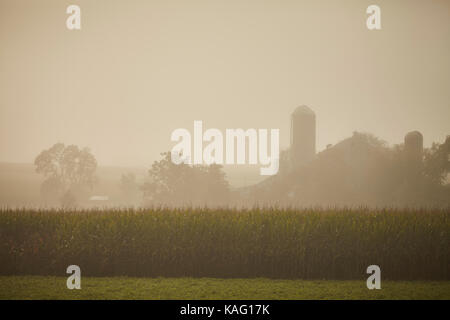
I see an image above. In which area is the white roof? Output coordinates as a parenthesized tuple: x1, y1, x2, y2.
(89, 196, 109, 201)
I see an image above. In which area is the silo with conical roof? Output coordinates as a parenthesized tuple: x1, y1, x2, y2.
(290, 105, 316, 166)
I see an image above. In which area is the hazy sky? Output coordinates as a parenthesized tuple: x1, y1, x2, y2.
(1, 0, 449, 166)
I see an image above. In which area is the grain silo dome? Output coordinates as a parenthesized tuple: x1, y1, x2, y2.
(405, 131, 423, 142)
(292, 105, 315, 117)
(405, 131, 423, 151)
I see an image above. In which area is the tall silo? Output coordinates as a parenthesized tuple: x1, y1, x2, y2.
(404, 131, 423, 163)
(404, 131, 424, 180)
(290, 105, 316, 166)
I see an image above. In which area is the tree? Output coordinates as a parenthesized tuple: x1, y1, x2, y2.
(423, 136, 450, 185)
(34, 143, 97, 206)
(142, 152, 230, 207)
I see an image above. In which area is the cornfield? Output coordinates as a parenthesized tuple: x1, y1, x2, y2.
(0, 207, 449, 280)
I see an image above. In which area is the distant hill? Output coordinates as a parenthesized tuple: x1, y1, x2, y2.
(0, 162, 42, 206)
(0, 162, 146, 207)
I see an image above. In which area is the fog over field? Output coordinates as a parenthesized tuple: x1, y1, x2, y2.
(0, 162, 264, 206)
(0, 0, 449, 207)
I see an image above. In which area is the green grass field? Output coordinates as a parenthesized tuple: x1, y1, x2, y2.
(1, 276, 449, 300)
